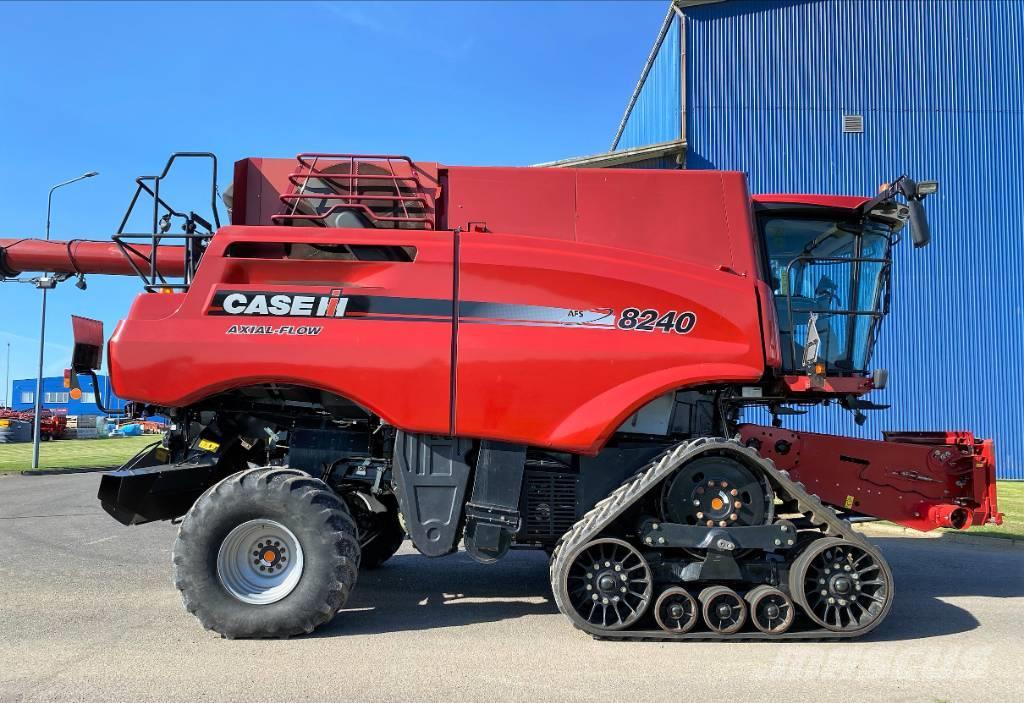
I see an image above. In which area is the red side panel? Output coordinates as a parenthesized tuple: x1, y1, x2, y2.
(108, 226, 455, 434)
(445, 167, 760, 276)
(455, 234, 766, 453)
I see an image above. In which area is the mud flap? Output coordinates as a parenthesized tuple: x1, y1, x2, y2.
(392, 431, 473, 557)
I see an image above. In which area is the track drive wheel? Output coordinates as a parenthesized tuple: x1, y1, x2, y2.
(654, 587, 699, 634)
(173, 467, 360, 638)
(699, 586, 747, 634)
(555, 538, 653, 632)
(745, 585, 795, 634)
(789, 537, 893, 634)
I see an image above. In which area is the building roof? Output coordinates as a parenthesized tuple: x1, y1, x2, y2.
(533, 139, 685, 169)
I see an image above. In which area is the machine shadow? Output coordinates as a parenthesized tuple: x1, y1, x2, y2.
(312, 536, 1018, 641)
(859, 537, 1022, 642)
(314, 547, 558, 637)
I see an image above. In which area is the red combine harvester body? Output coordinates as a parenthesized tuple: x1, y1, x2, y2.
(0, 152, 999, 641)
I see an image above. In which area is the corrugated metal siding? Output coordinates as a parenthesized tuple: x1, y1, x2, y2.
(681, 0, 1024, 479)
(615, 14, 682, 150)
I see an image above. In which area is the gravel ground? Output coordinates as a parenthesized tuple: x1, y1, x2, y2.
(1, 472, 1021, 703)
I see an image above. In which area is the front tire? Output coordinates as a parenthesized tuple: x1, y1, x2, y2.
(172, 467, 360, 638)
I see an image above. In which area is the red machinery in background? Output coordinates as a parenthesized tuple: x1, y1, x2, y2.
(0, 151, 1000, 641)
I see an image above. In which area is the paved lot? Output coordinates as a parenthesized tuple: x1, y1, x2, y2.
(2, 473, 1021, 703)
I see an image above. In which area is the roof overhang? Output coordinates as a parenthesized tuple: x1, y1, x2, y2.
(534, 139, 686, 169)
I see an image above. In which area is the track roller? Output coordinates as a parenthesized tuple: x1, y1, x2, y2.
(654, 587, 699, 634)
(699, 586, 747, 634)
(789, 536, 893, 634)
(744, 585, 795, 634)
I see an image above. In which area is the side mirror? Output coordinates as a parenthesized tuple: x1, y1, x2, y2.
(70, 315, 104, 372)
(908, 199, 931, 248)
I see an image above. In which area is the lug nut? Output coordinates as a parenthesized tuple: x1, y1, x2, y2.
(645, 536, 653, 544)
(586, 584, 593, 591)
(706, 520, 714, 527)
(774, 539, 782, 546)
(620, 574, 627, 582)
(696, 512, 704, 519)
(729, 513, 738, 521)
(592, 594, 599, 601)
(621, 587, 627, 593)
(614, 564, 622, 572)
(602, 597, 609, 605)
(734, 501, 742, 508)
(730, 489, 738, 496)
(657, 537, 666, 544)
(719, 520, 727, 527)
(651, 523, 660, 530)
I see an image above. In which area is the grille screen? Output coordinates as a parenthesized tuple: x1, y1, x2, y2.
(524, 471, 578, 539)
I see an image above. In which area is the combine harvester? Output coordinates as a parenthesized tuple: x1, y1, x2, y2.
(0, 153, 1000, 639)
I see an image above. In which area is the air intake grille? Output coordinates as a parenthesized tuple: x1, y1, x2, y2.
(842, 114, 864, 133)
(524, 471, 578, 540)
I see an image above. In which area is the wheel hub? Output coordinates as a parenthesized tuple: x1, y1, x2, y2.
(217, 519, 305, 605)
(661, 456, 772, 529)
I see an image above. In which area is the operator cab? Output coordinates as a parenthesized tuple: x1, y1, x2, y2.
(757, 205, 893, 375)
(755, 178, 937, 378)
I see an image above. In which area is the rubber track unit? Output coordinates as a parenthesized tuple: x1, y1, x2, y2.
(549, 436, 888, 641)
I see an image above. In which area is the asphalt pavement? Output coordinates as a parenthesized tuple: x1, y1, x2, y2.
(1, 472, 1021, 703)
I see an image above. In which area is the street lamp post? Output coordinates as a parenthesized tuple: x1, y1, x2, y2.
(31, 171, 98, 470)
(3, 342, 9, 408)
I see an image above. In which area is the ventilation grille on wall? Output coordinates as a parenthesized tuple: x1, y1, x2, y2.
(843, 114, 865, 133)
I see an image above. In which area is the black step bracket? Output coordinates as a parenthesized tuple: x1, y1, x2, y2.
(464, 441, 527, 562)
(638, 519, 798, 552)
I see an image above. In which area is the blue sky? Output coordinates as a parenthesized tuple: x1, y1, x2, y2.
(0, 0, 666, 396)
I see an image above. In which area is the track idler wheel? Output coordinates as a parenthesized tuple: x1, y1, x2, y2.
(654, 587, 699, 634)
(699, 586, 747, 634)
(790, 537, 894, 634)
(744, 585, 795, 634)
(559, 538, 653, 631)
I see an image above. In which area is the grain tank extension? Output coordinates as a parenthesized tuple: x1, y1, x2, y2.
(0, 152, 1000, 639)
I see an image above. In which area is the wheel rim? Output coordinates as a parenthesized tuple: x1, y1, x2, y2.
(792, 538, 892, 632)
(654, 587, 699, 633)
(216, 519, 305, 605)
(700, 587, 747, 634)
(747, 586, 795, 634)
(563, 538, 652, 630)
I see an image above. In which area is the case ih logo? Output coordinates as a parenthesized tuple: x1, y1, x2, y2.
(208, 290, 348, 318)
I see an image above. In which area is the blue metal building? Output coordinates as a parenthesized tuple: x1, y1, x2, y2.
(549, 0, 1022, 479)
(10, 374, 126, 415)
